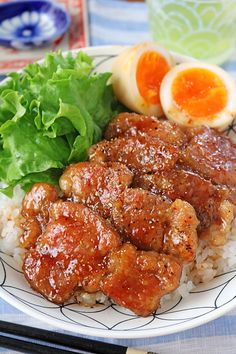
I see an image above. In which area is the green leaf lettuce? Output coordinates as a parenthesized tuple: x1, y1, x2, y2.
(0, 51, 121, 196)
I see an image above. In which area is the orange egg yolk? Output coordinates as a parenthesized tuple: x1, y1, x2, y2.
(136, 51, 170, 105)
(172, 68, 228, 118)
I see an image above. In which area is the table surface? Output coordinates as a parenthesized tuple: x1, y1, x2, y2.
(0, 1, 236, 353)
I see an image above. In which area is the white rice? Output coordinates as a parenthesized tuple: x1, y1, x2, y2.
(0, 185, 236, 305)
(0, 185, 25, 266)
(162, 218, 236, 302)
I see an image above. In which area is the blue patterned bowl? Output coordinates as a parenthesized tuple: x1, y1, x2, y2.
(0, 0, 70, 49)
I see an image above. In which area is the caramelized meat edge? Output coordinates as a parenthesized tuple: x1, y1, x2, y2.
(111, 188, 199, 263)
(134, 168, 234, 246)
(101, 243, 182, 317)
(105, 112, 187, 147)
(180, 126, 236, 188)
(23, 201, 121, 303)
(89, 134, 179, 174)
(59, 161, 133, 219)
(20, 183, 58, 249)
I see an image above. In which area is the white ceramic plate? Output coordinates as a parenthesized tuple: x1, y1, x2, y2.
(0, 46, 236, 339)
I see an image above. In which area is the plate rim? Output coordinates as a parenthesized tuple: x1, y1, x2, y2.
(0, 260, 236, 338)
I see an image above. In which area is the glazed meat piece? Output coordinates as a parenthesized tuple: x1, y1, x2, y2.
(20, 183, 58, 249)
(180, 126, 236, 188)
(59, 162, 133, 218)
(200, 200, 234, 246)
(163, 199, 199, 261)
(104, 112, 187, 147)
(23, 249, 79, 304)
(104, 113, 160, 139)
(21, 182, 58, 221)
(134, 168, 234, 246)
(23, 201, 121, 303)
(101, 243, 182, 316)
(89, 134, 179, 174)
(111, 188, 171, 252)
(111, 188, 199, 262)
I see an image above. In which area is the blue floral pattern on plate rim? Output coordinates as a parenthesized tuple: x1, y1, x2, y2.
(0, 0, 70, 49)
(0, 46, 235, 338)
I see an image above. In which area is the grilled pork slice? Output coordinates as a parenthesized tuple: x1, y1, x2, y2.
(111, 188, 199, 262)
(104, 112, 187, 147)
(180, 126, 236, 189)
(20, 183, 58, 249)
(23, 201, 121, 304)
(89, 134, 179, 174)
(199, 200, 234, 246)
(59, 162, 133, 219)
(134, 168, 234, 246)
(101, 243, 182, 317)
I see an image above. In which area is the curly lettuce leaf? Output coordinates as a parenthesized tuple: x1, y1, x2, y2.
(0, 115, 69, 183)
(1, 169, 62, 198)
(0, 90, 26, 124)
(0, 51, 121, 196)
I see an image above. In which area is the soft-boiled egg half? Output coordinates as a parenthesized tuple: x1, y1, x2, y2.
(112, 42, 175, 116)
(160, 62, 236, 130)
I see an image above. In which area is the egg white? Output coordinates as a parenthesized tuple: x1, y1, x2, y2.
(160, 61, 236, 130)
(112, 42, 175, 117)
